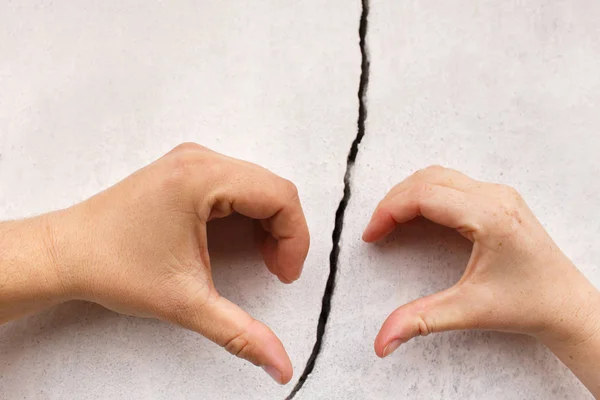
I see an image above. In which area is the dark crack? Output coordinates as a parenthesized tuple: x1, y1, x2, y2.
(285, 1, 370, 398)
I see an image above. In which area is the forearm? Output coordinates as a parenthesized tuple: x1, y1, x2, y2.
(0, 216, 66, 324)
(547, 333, 600, 397)
(539, 276, 600, 397)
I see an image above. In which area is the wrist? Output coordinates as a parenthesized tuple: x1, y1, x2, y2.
(535, 272, 600, 397)
(0, 216, 69, 323)
(42, 207, 96, 302)
(537, 269, 600, 350)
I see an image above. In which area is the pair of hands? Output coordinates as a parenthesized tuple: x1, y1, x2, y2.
(1, 143, 599, 392)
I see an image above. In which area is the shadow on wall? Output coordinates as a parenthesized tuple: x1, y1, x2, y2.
(371, 217, 472, 297)
(208, 213, 268, 300)
(360, 218, 580, 398)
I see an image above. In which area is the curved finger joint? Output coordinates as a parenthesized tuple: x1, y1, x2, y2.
(171, 142, 206, 154)
(281, 178, 300, 201)
(223, 329, 255, 362)
(411, 182, 437, 201)
(417, 314, 434, 337)
(413, 165, 443, 181)
(424, 164, 446, 173)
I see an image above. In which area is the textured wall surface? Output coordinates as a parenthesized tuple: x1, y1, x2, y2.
(0, 2, 359, 399)
(1, 1, 599, 399)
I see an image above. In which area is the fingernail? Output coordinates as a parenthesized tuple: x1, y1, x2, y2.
(278, 275, 294, 284)
(262, 365, 283, 384)
(383, 340, 402, 358)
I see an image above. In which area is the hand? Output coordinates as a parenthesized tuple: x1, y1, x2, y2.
(362, 166, 600, 395)
(33, 143, 309, 384)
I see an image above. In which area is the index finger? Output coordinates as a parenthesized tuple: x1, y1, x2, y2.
(362, 183, 484, 243)
(206, 159, 310, 283)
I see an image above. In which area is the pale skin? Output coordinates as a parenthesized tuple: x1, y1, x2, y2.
(0, 146, 599, 396)
(363, 166, 600, 397)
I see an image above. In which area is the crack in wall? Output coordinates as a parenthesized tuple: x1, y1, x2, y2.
(285, 0, 370, 398)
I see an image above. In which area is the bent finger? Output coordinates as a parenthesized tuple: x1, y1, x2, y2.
(363, 184, 484, 243)
(202, 160, 310, 284)
(386, 166, 480, 201)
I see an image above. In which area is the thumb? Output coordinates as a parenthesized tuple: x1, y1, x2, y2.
(375, 285, 476, 358)
(178, 294, 293, 385)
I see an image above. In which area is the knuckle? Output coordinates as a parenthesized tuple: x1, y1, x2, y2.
(403, 182, 436, 212)
(260, 180, 282, 204)
(171, 142, 205, 154)
(224, 330, 254, 360)
(281, 178, 299, 200)
(490, 201, 525, 238)
(410, 182, 435, 199)
(488, 184, 523, 211)
(487, 183, 505, 194)
(161, 152, 196, 189)
(411, 168, 427, 179)
(424, 164, 445, 173)
(163, 147, 222, 189)
(171, 150, 195, 172)
(502, 184, 522, 199)
(501, 190, 524, 217)
(260, 176, 299, 209)
(412, 165, 445, 182)
(492, 184, 523, 203)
